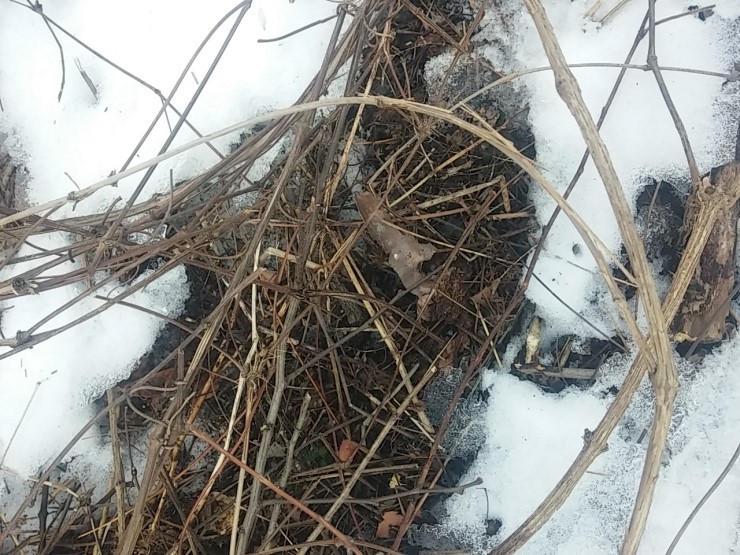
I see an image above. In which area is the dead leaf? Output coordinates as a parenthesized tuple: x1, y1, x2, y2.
(471, 277, 501, 306)
(356, 190, 437, 319)
(376, 511, 404, 539)
(259, 269, 280, 301)
(338, 439, 358, 463)
(438, 333, 470, 373)
(524, 316, 541, 365)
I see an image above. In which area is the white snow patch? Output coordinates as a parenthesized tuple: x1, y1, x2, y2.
(0, 240, 189, 475)
(715, 4, 740, 19)
(442, 344, 740, 554)
(443, 372, 608, 540)
(476, 0, 740, 337)
(431, 0, 740, 553)
(0, 0, 339, 215)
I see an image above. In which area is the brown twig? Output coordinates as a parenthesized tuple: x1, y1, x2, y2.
(191, 428, 362, 555)
(646, 0, 701, 190)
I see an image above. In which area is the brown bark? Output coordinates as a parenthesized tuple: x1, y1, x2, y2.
(674, 166, 740, 343)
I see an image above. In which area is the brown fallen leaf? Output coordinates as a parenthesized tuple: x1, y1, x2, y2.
(438, 333, 470, 373)
(376, 510, 404, 539)
(338, 438, 358, 463)
(471, 277, 501, 307)
(258, 269, 280, 301)
(356, 190, 437, 318)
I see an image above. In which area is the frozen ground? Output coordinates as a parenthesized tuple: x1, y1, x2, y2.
(421, 1, 740, 554)
(0, 0, 338, 511)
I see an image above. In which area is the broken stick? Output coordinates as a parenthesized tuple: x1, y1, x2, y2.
(674, 167, 739, 343)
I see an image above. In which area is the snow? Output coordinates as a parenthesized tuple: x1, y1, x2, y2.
(0, 0, 339, 513)
(423, 1, 740, 554)
(716, 4, 740, 19)
(440, 345, 740, 554)
(0, 250, 189, 474)
(443, 372, 608, 536)
(476, 0, 740, 340)
(0, 0, 338, 213)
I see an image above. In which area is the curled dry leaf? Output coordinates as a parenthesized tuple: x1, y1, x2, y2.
(524, 315, 541, 365)
(356, 190, 437, 319)
(338, 438, 359, 462)
(438, 333, 470, 373)
(376, 510, 405, 539)
(471, 277, 501, 306)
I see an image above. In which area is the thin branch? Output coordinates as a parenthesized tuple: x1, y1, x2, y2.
(86, 0, 255, 280)
(665, 439, 740, 555)
(647, 0, 701, 190)
(262, 392, 311, 547)
(22, 1, 66, 101)
(297, 356, 442, 554)
(258, 13, 339, 43)
(190, 428, 362, 555)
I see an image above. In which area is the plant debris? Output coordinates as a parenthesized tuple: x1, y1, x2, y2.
(357, 190, 438, 319)
(0, 1, 533, 553)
